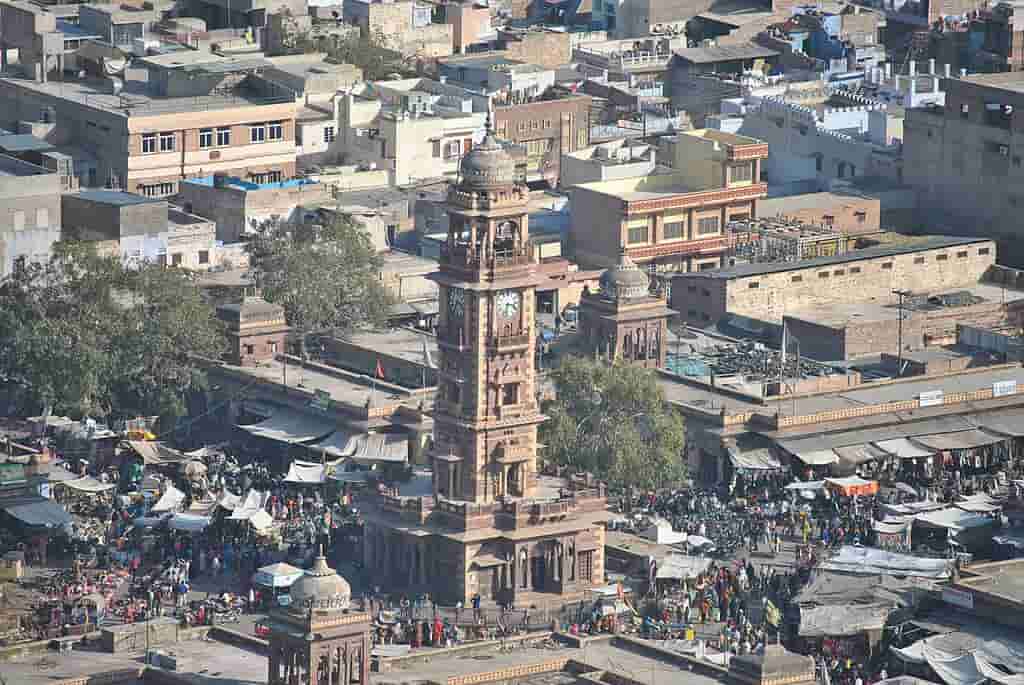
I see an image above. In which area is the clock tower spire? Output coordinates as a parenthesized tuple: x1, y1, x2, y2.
(430, 128, 544, 505)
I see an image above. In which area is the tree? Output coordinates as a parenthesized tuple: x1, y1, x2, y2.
(0, 242, 226, 428)
(540, 356, 687, 492)
(248, 212, 392, 351)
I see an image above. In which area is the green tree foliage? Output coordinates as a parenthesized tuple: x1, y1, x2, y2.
(248, 213, 392, 346)
(0, 243, 226, 425)
(540, 356, 687, 492)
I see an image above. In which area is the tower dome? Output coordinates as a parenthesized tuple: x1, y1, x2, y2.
(287, 549, 351, 614)
(459, 128, 515, 190)
(599, 251, 650, 301)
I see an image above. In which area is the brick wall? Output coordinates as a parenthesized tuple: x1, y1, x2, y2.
(497, 31, 572, 69)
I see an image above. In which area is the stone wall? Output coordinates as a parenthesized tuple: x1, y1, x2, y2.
(671, 239, 997, 325)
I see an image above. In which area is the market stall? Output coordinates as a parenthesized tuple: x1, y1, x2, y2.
(825, 476, 879, 498)
(252, 562, 305, 608)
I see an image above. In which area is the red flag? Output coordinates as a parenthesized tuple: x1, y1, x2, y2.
(375, 358, 385, 379)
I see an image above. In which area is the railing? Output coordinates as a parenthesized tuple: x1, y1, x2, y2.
(489, 333, 530, 351)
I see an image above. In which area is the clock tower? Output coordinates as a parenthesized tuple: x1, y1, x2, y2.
(431, 127, 544, 504)
(361, 127, 607, 606)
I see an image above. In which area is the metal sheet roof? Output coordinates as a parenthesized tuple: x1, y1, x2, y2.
(238, 408, 336, 445)
(4, 500, 72, 528)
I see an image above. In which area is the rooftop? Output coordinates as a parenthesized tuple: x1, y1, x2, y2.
(223, 356, 425, 409)
(0, 67, 293, 117)
(0, 153, 52, 177)
(760, 191, 876, 215)
(674, 43, 779, 64)
(678, 236, 992, 280)
(659, 362, 1024, 419)
(0, 132, 53, 153)
(186, 175, 319, 192)
(574, 171, 713, 200)
(957, 559, 1024, 605)
(958, 71, 1024, 95)
(380, 250, 439, 275)
(72, 190, 163, 206)
(337, 328, 439, 368)
(438, 53, 526, 69)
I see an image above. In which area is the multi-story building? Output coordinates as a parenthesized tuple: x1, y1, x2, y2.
(0, 54, 299, 196)
(343, 0, 453, 57)
(61, 190, 226, 269)
(437, 54, 555, 100)
(443, 0, 494, 54)
(336, 79, 487, 186)
(0, 153, 62, 277)
(569, 129, 768, 271)
(560, 139, 657, 188)
(732, 85, 903, 192)
(361, 130, 607, 605)
(904, 72, 1024, 266)
(180, 174, 332, 243)
(493, 92, 592, 183)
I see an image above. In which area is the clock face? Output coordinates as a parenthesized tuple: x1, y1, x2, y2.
(448, 287, 465, 318)
(496, 290, 520, 318)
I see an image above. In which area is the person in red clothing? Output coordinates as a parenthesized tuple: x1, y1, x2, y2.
(432, 617, 443, 646)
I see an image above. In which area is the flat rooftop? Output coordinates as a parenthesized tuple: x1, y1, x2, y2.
(0, 153, 52, 177)
(0, 67, 293, 117)
(380, 250, 439, 275)
(73, 190, 163, 206)
(957, 559, 1024, 605)
(224, 356, 424, 407)
(679, 235, 992, 280)
(673, 43, 779, 64)
(959, 71, 1024, 95)
(340, 328, 439, 367)
(439, 53, 527, 69)
(574, 171, 710, 200)
(681, 127, 764, 148)
(659, 363, 1024, 418)
(760, 191, 877, 215)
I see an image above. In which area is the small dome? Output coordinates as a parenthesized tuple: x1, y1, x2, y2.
(459, 133, 515, 190)
(599, 252, 650, 301)
(288, 550, 351, 614)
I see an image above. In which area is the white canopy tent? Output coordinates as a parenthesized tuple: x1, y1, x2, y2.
(284, 460, 327, 484)
(819, 545, 951, 579)
(150, 485, 186, 513)
(655, 554, 713, 580)
(230, 490, 269, 521)
(253, 562, 305, 588)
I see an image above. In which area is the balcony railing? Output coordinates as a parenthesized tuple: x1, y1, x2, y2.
(489, 333, 529, 351)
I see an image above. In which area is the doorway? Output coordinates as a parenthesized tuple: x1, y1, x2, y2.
(530, 553, 546, 591)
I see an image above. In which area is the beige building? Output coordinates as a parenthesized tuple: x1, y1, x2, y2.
(338, 80, 486, 186)
(343, 0, 453, 57)
(569, 129, 768, 271)
(670, 236, 997, 327)
(0, 55, 299, 196)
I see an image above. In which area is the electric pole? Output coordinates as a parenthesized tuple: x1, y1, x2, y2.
(893, 289, 911, 377)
